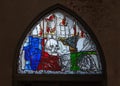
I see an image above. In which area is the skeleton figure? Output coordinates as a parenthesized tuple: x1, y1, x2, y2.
(45, 38, 59, 56)
(45, 35, 70, 71)
(45, 34, 70, 55)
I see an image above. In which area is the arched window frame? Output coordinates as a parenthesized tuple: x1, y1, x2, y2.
(13, 4, 107, 86)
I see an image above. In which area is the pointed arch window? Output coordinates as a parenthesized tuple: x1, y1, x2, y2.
(17, 6, 103, 75)
(14, 5, 106, 86)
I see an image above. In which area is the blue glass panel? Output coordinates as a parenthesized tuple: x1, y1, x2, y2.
(23, 36, 42, 70)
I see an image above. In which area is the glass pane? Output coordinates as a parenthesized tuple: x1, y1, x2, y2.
(18, 10, 102, 74)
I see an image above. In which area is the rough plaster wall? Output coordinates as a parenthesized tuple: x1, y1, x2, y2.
(0, 0, 120, 86)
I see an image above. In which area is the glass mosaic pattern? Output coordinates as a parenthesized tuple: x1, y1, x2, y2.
(18, 10, 102, 74)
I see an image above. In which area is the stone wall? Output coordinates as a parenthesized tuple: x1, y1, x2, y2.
(0, 0, 120, 86)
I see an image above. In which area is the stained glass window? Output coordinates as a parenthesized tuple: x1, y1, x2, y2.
(18, 10, 102, 74)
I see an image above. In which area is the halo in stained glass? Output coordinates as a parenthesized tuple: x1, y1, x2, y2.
(18, 10, 102, 74)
